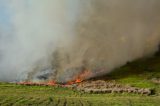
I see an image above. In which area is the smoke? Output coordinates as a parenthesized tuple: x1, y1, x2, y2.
(55, 0, 160, 82)
(0, 0, 79, 81)
(0, 0, 160, 82)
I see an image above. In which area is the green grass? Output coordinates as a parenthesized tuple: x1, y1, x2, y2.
(0, 83, 159, 106)
(0, 55, 160, 105)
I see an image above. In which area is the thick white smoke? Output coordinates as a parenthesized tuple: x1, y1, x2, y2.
(0, 0, 160, 82)
(56, 0, 160, 82)
(0, 0, 81, 81)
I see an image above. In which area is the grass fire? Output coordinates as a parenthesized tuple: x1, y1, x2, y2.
(0, 0, 160, 106)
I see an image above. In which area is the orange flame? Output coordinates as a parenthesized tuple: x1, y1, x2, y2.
(75, 79, 82, 83)
(66, 78, 82, 85)
(65, 69, 92, 85)
(47, 80, 56, 86)
(17, 80, 57, 86)
(17, 69, 92, 86)
(66, 81, 75, 85)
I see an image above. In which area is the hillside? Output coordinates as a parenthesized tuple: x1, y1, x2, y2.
(0, 54, 160, 106)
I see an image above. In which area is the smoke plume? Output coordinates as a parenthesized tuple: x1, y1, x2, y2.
(0, 0, 160, 82)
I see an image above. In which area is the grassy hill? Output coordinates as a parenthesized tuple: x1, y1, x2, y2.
(0, 54, 160, 106)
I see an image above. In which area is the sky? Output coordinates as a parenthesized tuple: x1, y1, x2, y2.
(0, 1, 11, 30)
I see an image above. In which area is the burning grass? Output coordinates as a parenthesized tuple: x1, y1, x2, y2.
(16, 69, 89, 87)
(1, 55, 160, 106)
(16, 79, 154, 96)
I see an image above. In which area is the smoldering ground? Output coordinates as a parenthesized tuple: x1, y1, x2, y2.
(0, 0, 160, 83)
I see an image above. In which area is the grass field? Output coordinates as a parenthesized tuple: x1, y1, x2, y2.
(0, 55, 160, 106)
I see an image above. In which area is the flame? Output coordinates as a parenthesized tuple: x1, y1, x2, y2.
(66, 81, 75, 85)
(17, 70, 92, 86)
(66, 69, 92, 85)
(17, 80, 57, 86)
(47, 80, 56, 86)
(66, 78, 82, 85)
(75, 69, 92, 82)
(75, 79, 82, 83)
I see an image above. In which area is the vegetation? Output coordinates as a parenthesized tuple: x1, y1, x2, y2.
(0, 55, 160, 106)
